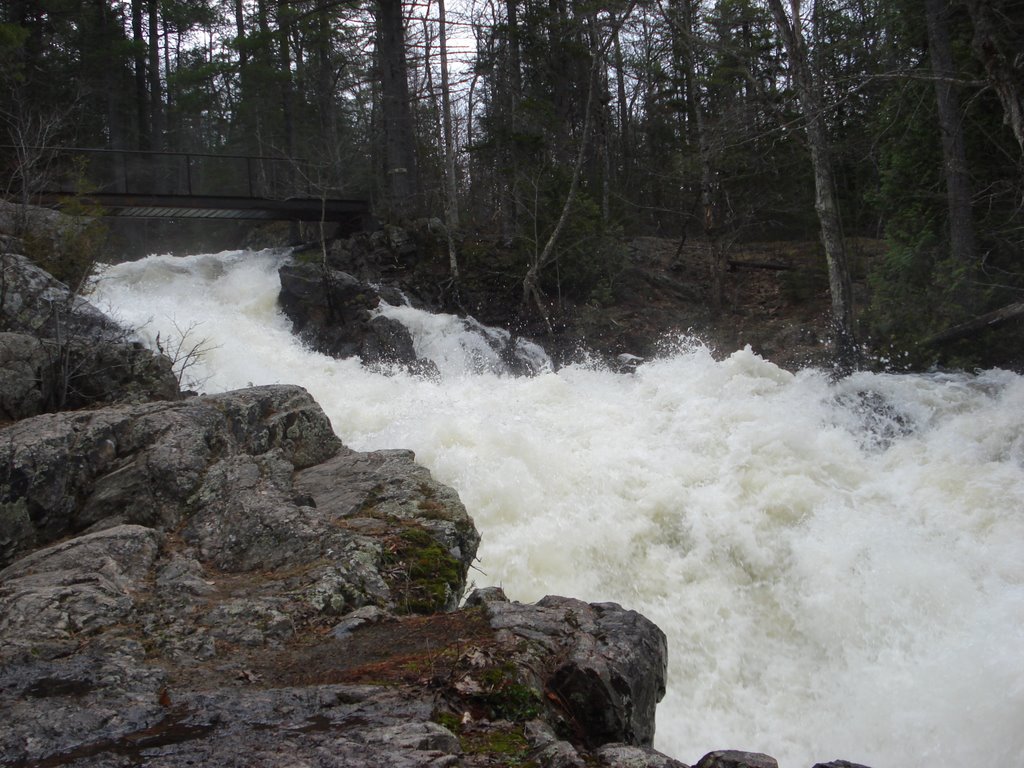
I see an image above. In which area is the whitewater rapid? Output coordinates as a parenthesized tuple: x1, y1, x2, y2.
(89, 249, 1024, 768)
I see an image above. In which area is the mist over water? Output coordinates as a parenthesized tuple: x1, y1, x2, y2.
(90, 249, 1024, 768)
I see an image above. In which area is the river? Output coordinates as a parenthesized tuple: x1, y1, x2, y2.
(89, 248, 1024, 767)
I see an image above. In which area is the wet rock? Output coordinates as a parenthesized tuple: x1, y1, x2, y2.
(595, 744, 691, 768)
(525, 720, 587, 767)
(615, 353, 644, 372)
(694, 751, 779, 768)
(363, 314, 438, 376)
(278, 260, 426, 370)
(0, 637, 169, 766)
(477, 591, 668, 749)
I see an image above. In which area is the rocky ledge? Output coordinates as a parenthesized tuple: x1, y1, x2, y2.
(0, 230, 179, 422)
(0, 384, 679, 767)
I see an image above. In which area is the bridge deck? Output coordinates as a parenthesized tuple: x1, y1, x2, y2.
(38, 192, 371, 225)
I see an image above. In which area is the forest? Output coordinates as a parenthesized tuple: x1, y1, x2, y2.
(1, 0, 1023, 370)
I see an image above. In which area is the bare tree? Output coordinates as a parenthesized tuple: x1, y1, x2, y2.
(438, 0, 461, 281)
(521, 4, 637, 325)
(0, 89, 70, 231)
(156, 320, 216, 390)
(767, 0, 858, 371)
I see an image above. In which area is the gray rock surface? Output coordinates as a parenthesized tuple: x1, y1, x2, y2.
(0, 331, 179, 421)
(0, 228, 180, 422)
(0, 250, 122, 341)
(594, 744, 691, 768)
(694, 751, 779, 768)
(0, 385, 340, 568)
(278, 260, 431, 371)
(0, 332, 49, 420)
(0, 383, 478, 619)
(0, 384, 485, 765)
(0, 380, 687, 768)
(474, 591, 667, 749)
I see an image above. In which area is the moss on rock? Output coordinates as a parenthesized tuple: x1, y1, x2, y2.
(382, 525, 463, 614)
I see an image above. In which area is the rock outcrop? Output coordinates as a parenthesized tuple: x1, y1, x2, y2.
(0, 249, 122, 342)
(0, 331, 179, 421)
(0, 384, 682, 767)
(0, 385, 470, 593)
(278, 240, 551, 377)
(278, 260, 432, 372)
(0, 230, 180, 421)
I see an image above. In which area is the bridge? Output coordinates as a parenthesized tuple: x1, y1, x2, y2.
(12, 147, 371, 234)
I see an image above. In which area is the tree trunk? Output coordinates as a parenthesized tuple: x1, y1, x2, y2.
(147, 0, 164, 150)
(767, 0, 858, 371)
(611, 19, 631, 190)
(965, 0, 1024, 153)
(499, 0, 522, 244)
(923, 301, 1024, 347)
(438, 0, 460, 280)
(925, 0, 978, 297)
(314, 9, 333, 136)
(522, 5, 636, 318)
(694, 78, 725, 314)
(376, 0, 419, 216)
(277, 0, 296, 185)
(131, 0, 150, 150)
(234, 0, 248, 68)
(586, 14, 612, 223)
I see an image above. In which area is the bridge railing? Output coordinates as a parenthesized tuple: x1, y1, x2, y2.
(12, 147, 332, 201)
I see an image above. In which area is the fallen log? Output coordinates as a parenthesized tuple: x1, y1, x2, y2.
(922, 301, 1024, 347)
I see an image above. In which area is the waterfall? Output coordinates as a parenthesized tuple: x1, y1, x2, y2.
(372, 299, 552, 376)
(89, 249, 1024, 768)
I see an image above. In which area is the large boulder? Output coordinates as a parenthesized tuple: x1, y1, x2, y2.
(466, 588, 668, 749)
(694, 752, 778, 768)
(0, 220, 181, 422)
(0, 385, 341, 568)
(0, 333, 50, 421)
(278, 261, 429, 371)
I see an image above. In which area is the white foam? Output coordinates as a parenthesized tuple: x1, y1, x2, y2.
(90, 250, 1024, 767)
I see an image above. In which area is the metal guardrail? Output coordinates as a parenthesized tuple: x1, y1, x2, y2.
(3, 146, 370, 226)
(32, 146, 326, 200)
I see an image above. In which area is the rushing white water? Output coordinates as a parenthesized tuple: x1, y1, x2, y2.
(89, 249, 1024, 768)
(373, 300, 553, 376)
